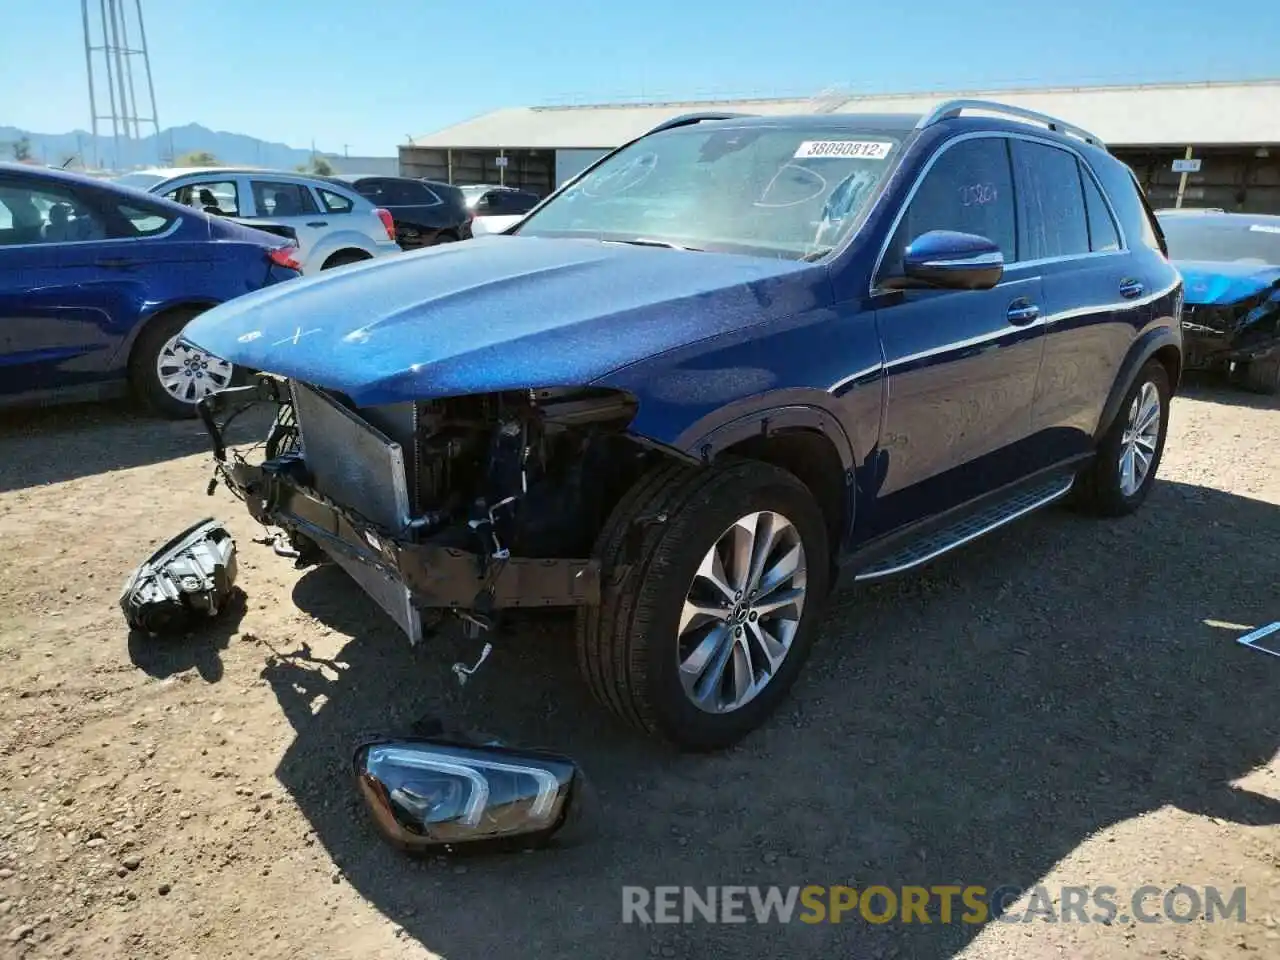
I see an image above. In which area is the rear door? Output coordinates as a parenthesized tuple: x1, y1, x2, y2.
(1014, 139, 1146, 464)
(244, 178, 328, 264)
(867, 135, 1047, 536)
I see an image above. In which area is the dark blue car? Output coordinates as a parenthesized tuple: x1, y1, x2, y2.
(186, 100, 1183, 749)
(1156, 209, 1280, 393)
(0, 163, 301, 418)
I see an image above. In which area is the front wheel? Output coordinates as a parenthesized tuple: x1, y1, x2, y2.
(1073, 359, 1171, 516)
(575, 459, 831, 751)
(129, 309, 235, 420)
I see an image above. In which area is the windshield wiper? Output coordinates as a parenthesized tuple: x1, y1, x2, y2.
(605, 237, 703, 252)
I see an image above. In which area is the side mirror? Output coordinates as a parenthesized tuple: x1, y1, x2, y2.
(353, 736, 580, 854)
(885, 230, 1004, 291)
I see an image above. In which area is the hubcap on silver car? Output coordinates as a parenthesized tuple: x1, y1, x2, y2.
(677, 511, 808, 715)
(1119, 381, 1161, 497)
(156, 335, 234, 405)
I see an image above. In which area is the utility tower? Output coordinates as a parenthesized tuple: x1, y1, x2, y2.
(81, 0, 161, 171)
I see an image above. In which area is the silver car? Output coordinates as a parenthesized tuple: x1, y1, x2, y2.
(112, 167, 401, 274)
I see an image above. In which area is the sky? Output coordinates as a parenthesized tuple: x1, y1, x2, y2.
(1, 0, 1278, 156)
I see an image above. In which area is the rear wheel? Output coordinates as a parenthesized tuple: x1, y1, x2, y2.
(1073, 359, 1171, 517)
(575, 459, 830, 751)
(434, 231, 459, 244)
(1234, 356, 1280, 395)
(129, 308, 234, 420)
(321, 249, 372, 270)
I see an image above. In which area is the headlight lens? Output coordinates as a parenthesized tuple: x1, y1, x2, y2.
(354, 738, 578, 852)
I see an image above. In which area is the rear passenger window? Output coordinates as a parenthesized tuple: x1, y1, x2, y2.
(319, 189, 354, 214)
(1080, 167, 1121, 252)
(884, 136, 1017, 274)
(251, 181, 319, 218)
(1012, 140, 1090, 260)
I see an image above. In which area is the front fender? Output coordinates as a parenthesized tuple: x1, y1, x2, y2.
(673, 396, 857, 471)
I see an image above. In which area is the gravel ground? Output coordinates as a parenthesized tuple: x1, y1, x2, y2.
(1, 377, 1278, 960)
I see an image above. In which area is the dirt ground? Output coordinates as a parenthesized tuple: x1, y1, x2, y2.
(1, 377, 1278, 960)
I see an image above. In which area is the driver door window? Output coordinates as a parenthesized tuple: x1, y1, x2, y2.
(883, 137, 1017, 277)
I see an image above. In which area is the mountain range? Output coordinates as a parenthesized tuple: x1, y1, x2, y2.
(0, 122, 390, 172)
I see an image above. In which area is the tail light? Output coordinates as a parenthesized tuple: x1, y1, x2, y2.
(375, 208, 396, 241)
(268, 245, 301, 271)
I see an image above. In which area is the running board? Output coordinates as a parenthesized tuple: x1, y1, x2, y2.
(853, 475, 1075, 582)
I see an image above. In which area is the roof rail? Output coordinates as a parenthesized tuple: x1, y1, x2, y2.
(644, 112, 755, 136)
(916, 99, 1107, 148)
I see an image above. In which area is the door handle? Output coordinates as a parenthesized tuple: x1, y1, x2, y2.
(1119, 278, 1145, 299)
(306, 221, 328, 228)
(1006, 300, 1041, 326)
(96, 258, 138, 269)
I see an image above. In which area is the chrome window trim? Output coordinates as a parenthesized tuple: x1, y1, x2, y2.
(869, 130, 1130, 297)
(0, 214, 183, 251)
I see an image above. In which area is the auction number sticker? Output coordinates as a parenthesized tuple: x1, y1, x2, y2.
(793, 140, 894, 160)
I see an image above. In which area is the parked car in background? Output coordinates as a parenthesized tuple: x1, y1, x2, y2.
(112, 167, 400, 274)
(461, 183, 540, 235)
(1157, 209, 1280, 393)
(327, 175, 472, 248)
(0, 162, 301, 419)
(185, 102, 1181, 750)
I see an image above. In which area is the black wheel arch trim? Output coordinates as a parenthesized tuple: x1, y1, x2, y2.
(1094, 325, 1182, 443)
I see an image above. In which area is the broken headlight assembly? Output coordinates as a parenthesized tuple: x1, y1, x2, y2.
(119, 518, 238, 635)
(353, 736, 581, 853)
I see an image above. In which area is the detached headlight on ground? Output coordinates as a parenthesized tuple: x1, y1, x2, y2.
(353, 738, 579, 853)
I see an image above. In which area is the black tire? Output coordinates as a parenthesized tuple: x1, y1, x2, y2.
(129, 308, 234, 420)
(1235, 356, 1280, 395)
(575, 458, 831, 751)
(321, 250, 371, 270)
(1073, 359, 1171, 517)
(434, 231, 459, 245)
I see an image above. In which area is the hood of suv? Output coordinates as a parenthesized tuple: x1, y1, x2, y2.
(1176, 260, 1280, 306)
(181, 235, 822, 406)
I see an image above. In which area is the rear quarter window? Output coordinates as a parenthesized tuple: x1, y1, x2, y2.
(319, 189, 354, 214)
(1089, 154, 1164, 255)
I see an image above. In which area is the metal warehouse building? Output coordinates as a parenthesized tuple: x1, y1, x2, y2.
(400, 79, 1280, 211)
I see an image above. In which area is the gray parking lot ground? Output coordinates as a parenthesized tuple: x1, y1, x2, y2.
(1, 379, 1278, 960)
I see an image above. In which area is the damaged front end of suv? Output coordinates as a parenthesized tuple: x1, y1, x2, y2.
(197, 373, 657, 642)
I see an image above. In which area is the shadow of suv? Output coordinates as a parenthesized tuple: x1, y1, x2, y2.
(184, 99, 1184, 751)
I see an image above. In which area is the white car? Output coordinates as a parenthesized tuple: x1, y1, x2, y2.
(112, 167, 401, 273)
(459, 184, 539, 237)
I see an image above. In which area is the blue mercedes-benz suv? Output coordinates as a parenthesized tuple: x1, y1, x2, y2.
(185, 99, 1183, 750)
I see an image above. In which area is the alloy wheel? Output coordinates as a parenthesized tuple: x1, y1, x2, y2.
(1119, 380, 1161, 497)
(677, 510, 808, 714)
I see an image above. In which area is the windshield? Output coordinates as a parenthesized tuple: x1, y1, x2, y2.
(514, 124, 902, 260)
(111, 172, 166, 191)
(1158, 216, 1280, 266)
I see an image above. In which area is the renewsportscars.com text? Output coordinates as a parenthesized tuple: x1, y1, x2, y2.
(621, 884, 1246, 925)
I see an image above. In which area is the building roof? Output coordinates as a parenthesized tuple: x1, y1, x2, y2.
(408, 79, 1280, 150)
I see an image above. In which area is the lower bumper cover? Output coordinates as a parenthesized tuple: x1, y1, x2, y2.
(197, 384, 602, 639)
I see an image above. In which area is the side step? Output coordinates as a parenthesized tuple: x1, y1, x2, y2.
(853, 474, 1075, 582)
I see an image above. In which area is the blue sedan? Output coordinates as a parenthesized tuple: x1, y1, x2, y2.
(0, 162, 301, 418)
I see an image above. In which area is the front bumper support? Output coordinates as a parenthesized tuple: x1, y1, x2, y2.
(197, 387, 603, 619)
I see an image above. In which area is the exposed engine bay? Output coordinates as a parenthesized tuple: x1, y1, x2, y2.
(198, 374, 661, 642)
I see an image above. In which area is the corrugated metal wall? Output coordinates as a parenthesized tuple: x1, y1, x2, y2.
(1114, 147, 1280, 213)
(398, 146, 555, 195)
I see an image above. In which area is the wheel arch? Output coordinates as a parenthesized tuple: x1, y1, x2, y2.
(115, 299, 221, 372)
(1094, 326, 1183, 443)
(683, 404, 858, 551)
